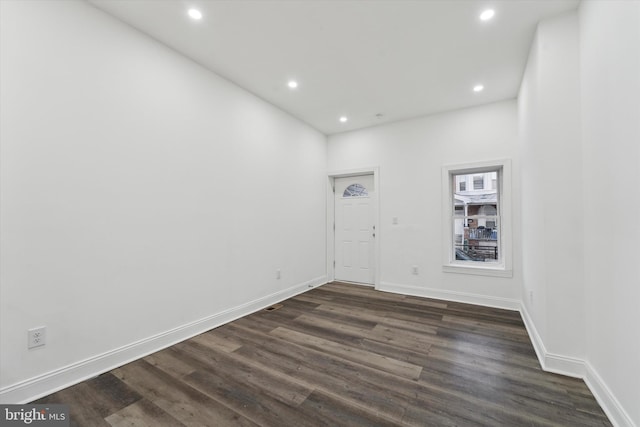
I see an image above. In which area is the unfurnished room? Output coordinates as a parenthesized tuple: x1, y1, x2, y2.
(0, 0, 638, 426)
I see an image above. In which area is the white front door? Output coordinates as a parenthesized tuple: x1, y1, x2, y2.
(334, 175, 375, 285)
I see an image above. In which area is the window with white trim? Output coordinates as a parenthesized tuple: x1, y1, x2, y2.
(442, 160, 512, 277)
(473, 175, 484, 190)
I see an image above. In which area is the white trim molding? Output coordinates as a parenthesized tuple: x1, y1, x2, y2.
(327, 167, 381, 288)
(442, 264, 513, 278)
(520, 303, 635, 427)
(519, 304, 586, 378)
(441, 159, 513, 278)
(0, 275, 327, 404)
(378, 281, 520, 311)
(584, 363, 637, 427)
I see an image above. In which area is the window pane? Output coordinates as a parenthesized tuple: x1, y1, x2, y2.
(452, 170, 500, 264)
(473, 175, 484, 190)
(477, 204, 497, 216)
(343, 183, 368, 197)
(454, 218, 499, 262)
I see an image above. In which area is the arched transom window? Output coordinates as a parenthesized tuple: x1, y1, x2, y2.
(343, 183, 368, 197)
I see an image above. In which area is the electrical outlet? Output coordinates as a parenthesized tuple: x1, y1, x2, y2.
(28, 327, 46, 349)
(412, 265, 419, 275)
(276, 269, 281, 280)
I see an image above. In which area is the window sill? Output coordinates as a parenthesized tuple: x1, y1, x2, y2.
(443, 263, 513, 278)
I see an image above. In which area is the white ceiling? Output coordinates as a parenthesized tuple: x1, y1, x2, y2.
(87, 0, 579, 135)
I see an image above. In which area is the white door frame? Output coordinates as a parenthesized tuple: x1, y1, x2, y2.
(327, 167, 380, 288)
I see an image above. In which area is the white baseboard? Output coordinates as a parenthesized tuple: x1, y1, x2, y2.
(518, 303, 585, 378)
(0, 275, 327, 404)
(519, 303, 635, 427)
(584, 363, 636, 427)
(377, 281, 521, 311)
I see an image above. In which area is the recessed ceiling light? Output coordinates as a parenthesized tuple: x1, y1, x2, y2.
(473, 84, 484, 92)
(188, 9, 203, 20)
(287, 80, 298, 89)
(479, 9, 495, 21)
(339, 116, 348, 123)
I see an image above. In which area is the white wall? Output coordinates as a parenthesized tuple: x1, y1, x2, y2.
(519, 4, 640, 426)
(0, 0, 327, 402)
(518, 12, 584, 361)
(580, 2, 640, 426)
(328, 100, 522, 307)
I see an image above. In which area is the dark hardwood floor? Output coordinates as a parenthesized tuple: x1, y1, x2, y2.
(36, 282, 611, 426)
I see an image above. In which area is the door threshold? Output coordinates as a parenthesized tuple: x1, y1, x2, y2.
(331, 280, 375, 288)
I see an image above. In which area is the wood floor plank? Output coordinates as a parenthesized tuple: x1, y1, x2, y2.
(105, 399, 185, 427)
(36, 383, 114, 427)
(359, 337, 431, 366)
(83, 373, 143, 417)
(224, 323, 426, 421)
(441, 313, 530, 337)
(113, 359, 258, 427)
(34, 282, 611, 426)
(413, 328, 542, 369)
(310, 288, 438, 313)
(269, 326, 423, 380)
(231, 337, 451, 424)
(315, 288, 523, 327)
(298, 389, 402, 427)
(313, 299, 530, 351)
(427, 343, 542, 376)
(236, 311, 368, 348)
(417, 357, 593, 425)
(179, 364, 322, 426)
(295, 312, 377, 335)
(177, 340, 315, 407)
(320, 282, 408, 302)
(274, 297, 322, 313)
(190, 330, 243, 353)
(368, 323, 434, 353)
(190, 331, 322, 403)
(308, 291, 446, 324)
(143, 348, 196, 378)
(307, 306, 380, 330)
